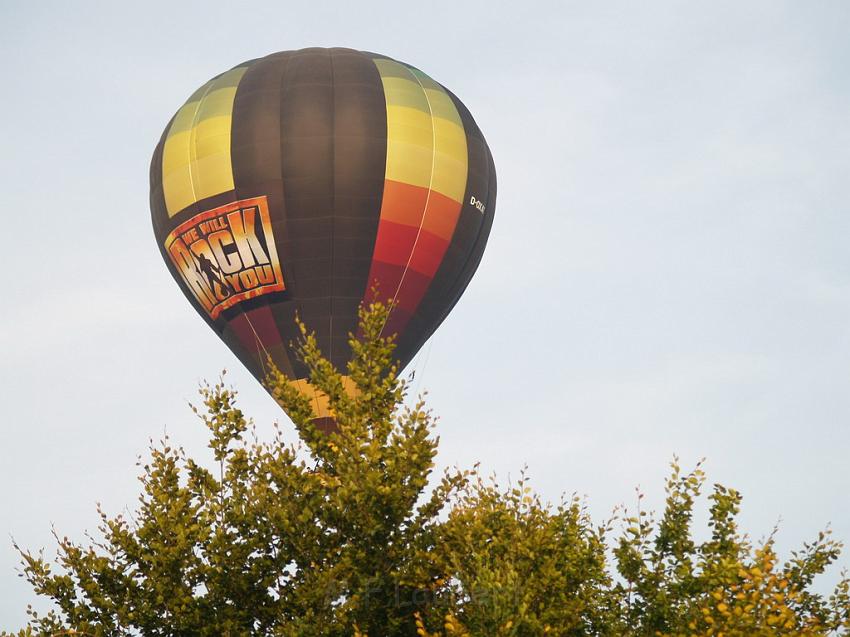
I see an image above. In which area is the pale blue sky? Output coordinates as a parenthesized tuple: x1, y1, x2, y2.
(2, 0, 849, 628)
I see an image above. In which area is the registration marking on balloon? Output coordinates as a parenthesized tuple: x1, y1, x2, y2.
(163, 196, 285, 319)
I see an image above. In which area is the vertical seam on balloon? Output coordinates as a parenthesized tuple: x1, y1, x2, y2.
(278, 52, 320, 418)
(186, 78, 218, 208)
(431, 92, 493, 329)
(279, 56, 315, 411)
(329, 49, 337, 365)
(229, 63, 280, 398)
(275, 53, 314, 410)
(392, 84, 467, 362)
(380, 65, 438, 337)
(244, 313, 270, 379)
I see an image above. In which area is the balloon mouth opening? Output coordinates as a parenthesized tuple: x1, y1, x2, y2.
(311, 416, 339, 435)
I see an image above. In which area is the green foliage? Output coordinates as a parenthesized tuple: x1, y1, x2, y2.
(416, 462, 849, 637)
(6, 302, 850, 636)
(422, 471, 615, 636)
(608, 461, 850, 637)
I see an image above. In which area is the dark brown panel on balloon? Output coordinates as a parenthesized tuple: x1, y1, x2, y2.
(230, 52, 300, 379)
(276, 50, 335, 376)
(328, 48, 387, 367)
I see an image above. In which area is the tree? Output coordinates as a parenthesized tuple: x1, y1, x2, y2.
(6, 302, 850, 636)
(415, 461, 850, 637)
(609, 460, 850, 636)
(421, 471, 615, 636)
(11, 301, 465, 636)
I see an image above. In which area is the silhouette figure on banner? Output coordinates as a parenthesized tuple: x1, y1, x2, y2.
(194, 252, 232, 298)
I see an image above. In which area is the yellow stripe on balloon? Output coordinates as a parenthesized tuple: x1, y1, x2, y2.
(373, 59, 467, 205)
(162, 66, 248, 217)
(407, 67, 467, 204)
(374, 59, 434, 190)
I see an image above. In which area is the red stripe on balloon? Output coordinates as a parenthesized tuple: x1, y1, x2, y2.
(371, 220, 419, 269)
(365, 178, 463, 338)
(227, 305, 284, 361)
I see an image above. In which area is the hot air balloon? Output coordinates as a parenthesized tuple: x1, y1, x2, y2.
(150, 48, 496, 430)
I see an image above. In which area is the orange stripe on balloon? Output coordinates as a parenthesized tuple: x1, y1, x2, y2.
(420, 190, 463, 242)
(379, 180, 430, 228)
(381, 180, 463, 241)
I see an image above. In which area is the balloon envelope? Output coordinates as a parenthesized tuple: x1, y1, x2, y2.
(150, 48, 496, 427)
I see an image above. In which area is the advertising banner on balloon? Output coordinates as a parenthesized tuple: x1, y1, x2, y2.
(163, 196, 285, 320)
